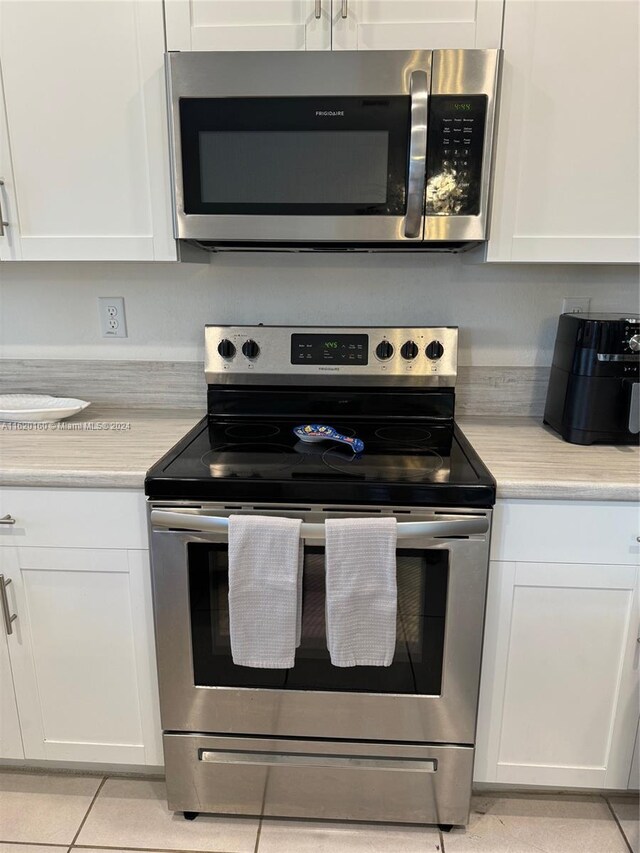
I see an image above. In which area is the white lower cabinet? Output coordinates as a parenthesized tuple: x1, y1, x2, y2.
(0, 489, 162, 766)
(630, 720, 640, 790)
(475, 500, 640, 789)
(0, 553, 23, 758)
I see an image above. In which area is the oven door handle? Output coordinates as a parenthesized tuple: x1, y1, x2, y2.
(403, 69, 429, 239)
(150, 510, 488, 540)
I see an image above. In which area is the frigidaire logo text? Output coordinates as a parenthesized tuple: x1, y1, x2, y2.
(315, 110, 345, 117)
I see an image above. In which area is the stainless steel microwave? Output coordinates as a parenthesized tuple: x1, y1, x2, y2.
(166, 50, 502, 252)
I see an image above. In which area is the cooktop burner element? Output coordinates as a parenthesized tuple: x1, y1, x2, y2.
(224, 423, 281, 439)
(201, 442, 302, 477)
(145, 325, 496, 507)
(374, 425, 432, 444)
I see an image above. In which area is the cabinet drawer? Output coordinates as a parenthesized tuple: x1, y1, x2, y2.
(491, 500, 640, 564)
(0, 488, 148, 550)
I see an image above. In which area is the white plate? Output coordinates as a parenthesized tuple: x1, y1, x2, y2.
(0, 394, 91, 423)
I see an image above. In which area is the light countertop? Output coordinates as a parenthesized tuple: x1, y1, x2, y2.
(458, 417, 639, 502)
(0, 407, 201, 490)
(0, 407, 637, 501)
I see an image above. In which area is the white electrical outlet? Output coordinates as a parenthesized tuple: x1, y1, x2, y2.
(98, 297, 128, 338)
(562, 297, 591, 315)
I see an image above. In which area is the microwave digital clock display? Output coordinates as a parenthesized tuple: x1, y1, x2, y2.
(291, 334, 369, 365)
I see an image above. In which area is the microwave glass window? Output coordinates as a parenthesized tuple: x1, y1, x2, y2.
(179, 96, 410, 216)
(199, 131, 389, 206)
(188, 543, 448, 695)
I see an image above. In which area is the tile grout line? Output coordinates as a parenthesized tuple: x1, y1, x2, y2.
(253, 770, 271, 853)
(71, 848, 242, 853)
(68, 775, 108, 848)
(603, 795, 634, 853)
(252, 818, 263, 853)
(438, 827, 446, 853)
(0, 838, 70, 848)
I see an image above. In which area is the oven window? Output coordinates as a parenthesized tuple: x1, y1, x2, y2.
(179, 96, 410, 216)
(188, 544, 448, 695)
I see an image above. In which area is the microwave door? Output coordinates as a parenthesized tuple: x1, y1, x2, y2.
(167, 51, 433, 245)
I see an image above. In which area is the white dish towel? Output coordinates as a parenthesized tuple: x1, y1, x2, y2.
(325, 516, 398, 667)
(228, 515, 303, 668)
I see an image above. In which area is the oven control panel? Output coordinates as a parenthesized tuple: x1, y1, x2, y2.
(291, 334, 369, 365)
(205, 325, 458, 387)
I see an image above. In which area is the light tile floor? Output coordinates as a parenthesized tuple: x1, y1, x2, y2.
(0, 771, 637, 853)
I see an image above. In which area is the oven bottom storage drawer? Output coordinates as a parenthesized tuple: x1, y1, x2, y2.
(163, 733, 474, 825)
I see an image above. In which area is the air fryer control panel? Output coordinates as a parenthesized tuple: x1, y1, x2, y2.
(425, 95, 487, 217)
(566, 314, 640, 377)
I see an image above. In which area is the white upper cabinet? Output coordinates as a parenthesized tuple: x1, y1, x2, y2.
(0, 59, 20, 261)
(332, 0, 504, 50)
(165, 0, 332, 51)
(487, 0, 639, 263)
(165, 0, 503, 52)
(0, 1, 176, 261)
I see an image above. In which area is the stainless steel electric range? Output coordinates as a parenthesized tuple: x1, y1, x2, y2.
(145, 325, 496, 829)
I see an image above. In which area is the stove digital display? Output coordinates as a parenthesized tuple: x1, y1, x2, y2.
(291, 334, 369, 365)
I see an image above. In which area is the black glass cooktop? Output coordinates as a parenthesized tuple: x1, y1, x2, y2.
(145, 417, 495, 507)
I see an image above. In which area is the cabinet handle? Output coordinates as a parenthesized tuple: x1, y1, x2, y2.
(0, 180, 9, 236)
(0, 514, 16, 525)
(0, 575, 17, 636)
(341, 0, 348, 18)
(314, 0, 321, 18)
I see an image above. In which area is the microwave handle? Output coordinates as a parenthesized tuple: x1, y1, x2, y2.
(403, 70, 429, 239)
(150, 510, 488, 540)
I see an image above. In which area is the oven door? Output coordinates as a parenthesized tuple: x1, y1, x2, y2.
(166, 50, 430, 244)
(149, 503, 491, 745)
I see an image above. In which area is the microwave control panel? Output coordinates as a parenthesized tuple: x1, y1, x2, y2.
(425, 95, 487, 217)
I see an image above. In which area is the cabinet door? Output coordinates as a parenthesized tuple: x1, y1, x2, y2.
(332, 0, 503, 50)
(165, 0, 331, 51)
(487, 0, 639, 262)
(630, 719, 640, 790)
(0, 0, 176, 261)
(475, 561, 639, 789)
(0, 550, 23, 759)
(0, 59, 20, 260)
(5, 546, 162, 765)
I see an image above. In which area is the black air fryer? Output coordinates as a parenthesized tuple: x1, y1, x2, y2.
(544, 313, 640, 445)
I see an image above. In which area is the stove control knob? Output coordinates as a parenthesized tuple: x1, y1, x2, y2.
(425, 340, 445, 360)
(375, 340, 394, 360)
(401, 340, 418, 360)
(242, 339, 260, 360)
(217, 339, 236, 359)
(628, 334, 640, 352)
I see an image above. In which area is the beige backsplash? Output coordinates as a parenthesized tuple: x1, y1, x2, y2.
(0, 359, 550, 418)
